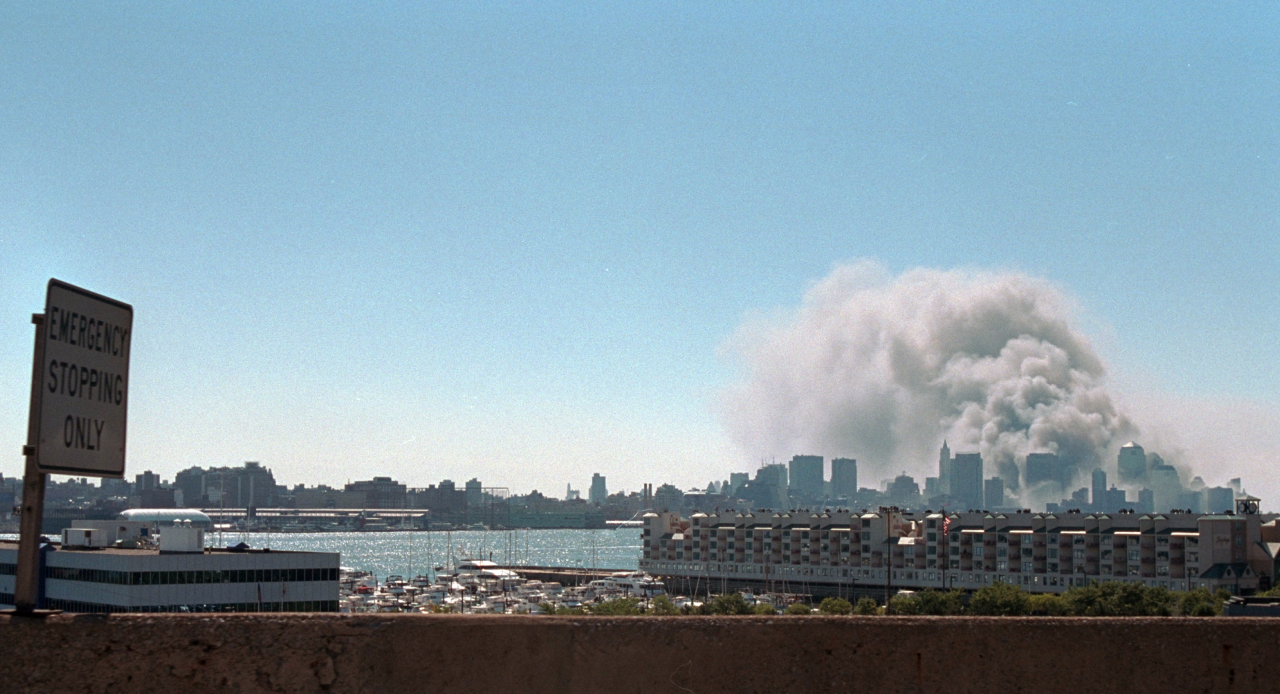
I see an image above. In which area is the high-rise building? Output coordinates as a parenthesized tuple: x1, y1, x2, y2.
(830, 458, 858, 499)
(1149, 464, 1182, 513)
(788, 455, 824, 498)
(727, 472, 750, 496)
(1137, 488, 1154, 514)
(886, 474, 921, 507)
(1091, 469, 1107, 510)
(344, 476, 407, 509)
(1204, 486, 1235, 514)
(938, 441, 952, 495)
(588, 473, 608, 505)
(203, 462, 278, 509)
(135, 470, 160, 493)
(465, 478, 483, 508)
(950, 453, 983, 509)
(984, 477, 1004, 508)
(1118, 442, 1147, 483)
(1025, 453, 1063, 493)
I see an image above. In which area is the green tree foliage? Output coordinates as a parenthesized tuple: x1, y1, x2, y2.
(915, 589, 966, 615)
(818, 597, 853, 615)
(1176, 587, 1225, 616)
(785, 602, 814, 615)
(752, 603, 779, 615)
(968, 581, 1031, 616)
(648, 595, 681, 615)
(854, 597, 880, 615)
(1027, 593, 1068, 616)
(1256, 585, 1280, 598)
(888, 592, 921, 615)
(705, 592, 755, 615)
(1061, 582, 1176, 616)
(589, 597, 643, 615)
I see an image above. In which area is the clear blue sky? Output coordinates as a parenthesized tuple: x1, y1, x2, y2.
(2, 3, 1276, 496)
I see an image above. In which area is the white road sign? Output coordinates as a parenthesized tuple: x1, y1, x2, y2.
(35, 279, 133, 477)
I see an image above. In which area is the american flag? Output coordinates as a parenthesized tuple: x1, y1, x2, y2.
(942, 513, 951, 536)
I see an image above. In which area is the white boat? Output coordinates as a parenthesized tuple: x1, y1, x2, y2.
(586, 571, 666, 598)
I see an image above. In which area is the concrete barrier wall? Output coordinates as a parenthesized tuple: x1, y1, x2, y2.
(3, 614, 1278, 694)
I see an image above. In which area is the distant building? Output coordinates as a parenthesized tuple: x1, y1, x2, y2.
(1025, 453, 1067, 496)
(465, 478, 483, 508)
(653, 484, 684, 512)
(830, 458, 858, 499)
(727, 473, 750, 497)
(202, 462, 278, 509)
(1149, 464, 1182, 513)
(886, 474, 921, 508)
(1138, 489, 1155, 514)
(344, 477, 406, 509)
(788, 455, 824, 498)
(1092, 469, 1108, 510)
(938, 441, 952, 495)
(950, 452, 984, 510)
(1205, 487, 1235, 515)
(295, 485, 367, 509)
(984, 477, 1005, 509)
(1118, 442, 1147, 483)
(135, 470, 160, 492)
(589, 473, 608, 505)
(410, 480, 466, 514)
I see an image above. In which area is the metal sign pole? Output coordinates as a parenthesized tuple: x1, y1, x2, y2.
(14, 313, 47, 614)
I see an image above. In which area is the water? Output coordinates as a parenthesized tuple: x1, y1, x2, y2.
(218, 528, 639, 580)
(4, 527, 642, 580)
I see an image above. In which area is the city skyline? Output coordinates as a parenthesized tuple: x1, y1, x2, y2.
(1, 4, 1276, 505)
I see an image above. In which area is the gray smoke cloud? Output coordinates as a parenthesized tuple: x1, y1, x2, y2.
(721, 261, 1138, 502)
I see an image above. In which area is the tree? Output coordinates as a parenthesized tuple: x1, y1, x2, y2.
(1062, 582, 1176, 616)
(854, 597, 880, 615)
(705, 592, 754, 615)
(649, 595, 680, 615)
(968, 582, 1030, 616)
(889, 593, 921, 615)
(818, 597, 853, 615)
(752, 603, 778, 615)
(589, 597, 643, 615)
(915, 589, 966, 615)
(785, 602, 814, 615)
(1028, 593, 1067, 616)
(1177, 587, 1223, 617)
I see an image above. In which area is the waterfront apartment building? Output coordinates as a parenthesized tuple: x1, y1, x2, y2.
(639, 496, 1278, 598)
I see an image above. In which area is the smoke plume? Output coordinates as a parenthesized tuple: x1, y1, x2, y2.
(721, 261, 1137, 502)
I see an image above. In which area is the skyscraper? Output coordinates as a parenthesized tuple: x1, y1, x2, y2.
(1118, 442, 1147, 483)
(984, 477, 1004, 508)
(1091, 469, 1107, 510)
(830, 458, 858, 499)
(951, 452, 983, 509)
(589, 473, 608, 505)
(789, 455, 824, 498)
(938, 440, 952, 495)
(1025, 453, 1063, 492)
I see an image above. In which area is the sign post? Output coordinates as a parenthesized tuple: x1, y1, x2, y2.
(13, 280, 132, 613)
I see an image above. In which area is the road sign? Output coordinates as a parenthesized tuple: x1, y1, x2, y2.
(34, 279, 133, 477)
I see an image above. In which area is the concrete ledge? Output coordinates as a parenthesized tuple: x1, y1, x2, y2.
(2, 614, 1277, 693)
